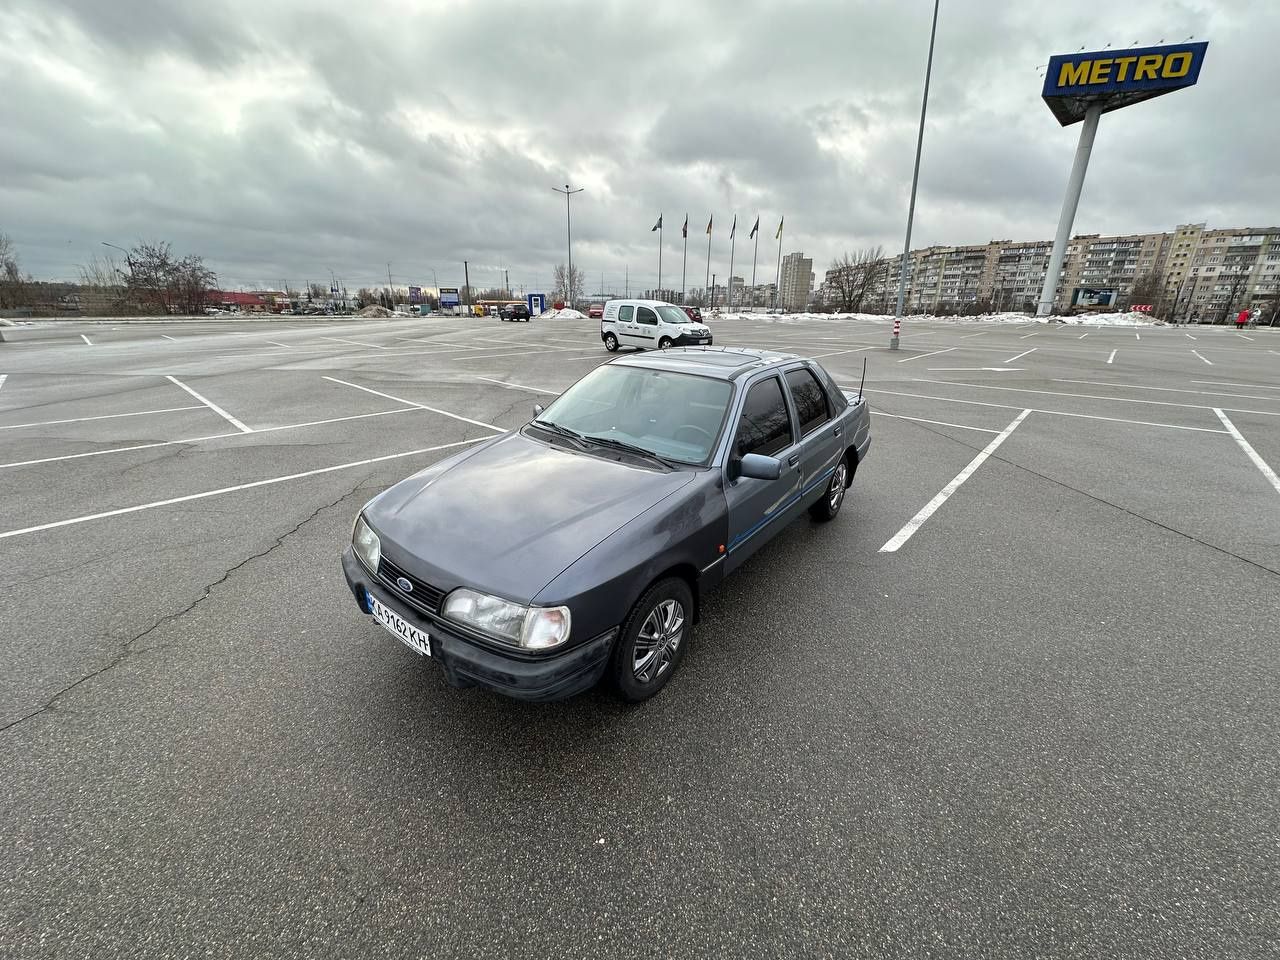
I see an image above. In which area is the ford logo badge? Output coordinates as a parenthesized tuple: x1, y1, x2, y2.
(395, 577, 413, 593)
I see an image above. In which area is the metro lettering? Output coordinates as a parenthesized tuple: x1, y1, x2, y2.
(1113, 55, 1137, 81)
(1059, 61, 1090, 86)
(1163, 52, 1192, 77)
(1134, 54, 1162, 80)
(1088, 59, 1113, 83)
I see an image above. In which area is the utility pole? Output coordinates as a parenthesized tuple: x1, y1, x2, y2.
(386, 262, 394, 307)
(891, 0, 940, 350)
(552, 183, 584, 306)
(463, 261, 471, 309)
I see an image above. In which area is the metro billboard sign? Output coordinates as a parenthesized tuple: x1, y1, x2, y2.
(1042, 42, 1208, 125)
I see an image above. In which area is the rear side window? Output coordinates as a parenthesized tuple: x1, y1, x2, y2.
(618, 305, 634, 322)
(734, 377, 793, 458)
(636, 306, 658, 325)
(810, 362, 848, 415)
(785, 368, 831, 436)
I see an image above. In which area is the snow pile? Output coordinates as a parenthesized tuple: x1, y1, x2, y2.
(1054, 311, 1160, 326)
(356, 305, 394, 318)
(711, 309, 1161, 327)
(538, 308, 588, 320)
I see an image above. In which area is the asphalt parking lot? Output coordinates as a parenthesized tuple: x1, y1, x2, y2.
(2, 313, 1278, 958)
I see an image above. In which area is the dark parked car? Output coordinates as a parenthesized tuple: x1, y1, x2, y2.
(501, 302, 531, 322)
(342, 347, 871, 702)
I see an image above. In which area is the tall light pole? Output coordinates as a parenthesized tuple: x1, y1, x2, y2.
(553, 183, 584, 306)
(891, 0, 940, 350)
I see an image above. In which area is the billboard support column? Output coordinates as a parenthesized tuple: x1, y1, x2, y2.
(1036, 103, 1101, 317)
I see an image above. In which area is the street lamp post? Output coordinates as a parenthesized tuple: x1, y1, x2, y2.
(552, 183, 584, 307)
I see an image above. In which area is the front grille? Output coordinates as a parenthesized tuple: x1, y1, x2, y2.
(377, 555, 445, 616)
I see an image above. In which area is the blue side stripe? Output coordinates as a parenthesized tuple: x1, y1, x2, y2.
(727, 466, 835, 553)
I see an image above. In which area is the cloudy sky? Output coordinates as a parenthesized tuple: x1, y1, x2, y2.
(2, 0, 1276, 295)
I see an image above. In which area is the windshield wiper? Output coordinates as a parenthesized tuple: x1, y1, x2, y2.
(579, 434, 680, 468)
(532, 418, 588, 447)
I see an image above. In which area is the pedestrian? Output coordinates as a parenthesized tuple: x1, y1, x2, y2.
(1250, 307, 1262, 328)
(1236, 308, 1249, 330)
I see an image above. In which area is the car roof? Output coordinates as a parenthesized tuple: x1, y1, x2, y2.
(607, 346, 802, 381)
(603, 298, 676, 308)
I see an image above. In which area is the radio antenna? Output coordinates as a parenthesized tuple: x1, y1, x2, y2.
(858, 357, 867, 399)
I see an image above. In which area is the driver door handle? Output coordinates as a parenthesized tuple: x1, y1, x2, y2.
(787, 454, 800, 466)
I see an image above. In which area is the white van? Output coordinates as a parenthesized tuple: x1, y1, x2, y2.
(599, 299, 713, 352)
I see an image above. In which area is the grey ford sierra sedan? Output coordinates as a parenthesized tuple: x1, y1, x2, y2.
(342, 347, 871, 702)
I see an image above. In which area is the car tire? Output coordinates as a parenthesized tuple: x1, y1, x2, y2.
(609, 577, 693, 703)
(809, 454, 852, 522)
(658, 337, 673, 349)
(603, 332, 619, 352)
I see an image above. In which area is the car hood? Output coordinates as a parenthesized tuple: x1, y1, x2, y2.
(365, 429, 695, 602)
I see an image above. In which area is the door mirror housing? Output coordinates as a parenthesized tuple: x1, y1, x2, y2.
(533, 403, 545, 418)
(737, 452, 783, 481)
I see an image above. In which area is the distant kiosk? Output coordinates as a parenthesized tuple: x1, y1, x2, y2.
(1035, 41, 1208, 316)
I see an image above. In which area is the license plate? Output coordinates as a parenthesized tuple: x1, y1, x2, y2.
(370, 596, 431, 656)
(699, 338, 710, 344)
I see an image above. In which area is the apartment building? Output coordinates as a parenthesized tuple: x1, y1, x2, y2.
(779, 252, 813, 312)
(845, 222, 1276, 315)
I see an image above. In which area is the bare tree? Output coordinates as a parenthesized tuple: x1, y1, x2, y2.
(1124, 271, 1162, 309)
(824, 246, 885, 312)
(355, 287, 378, 309)
(116, 241, 216, 315)
(552, 263, 585, 306)
(1215, 270, 1250, 324)
(307, 283, 327, 301)
(0, 232, 30, 309)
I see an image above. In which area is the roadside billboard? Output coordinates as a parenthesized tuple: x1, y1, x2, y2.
(1042, 42, 1208, 125)
(1071, 287, 1118, 309)
(408, 285, 422, 304)
(439, 287, 460, 308)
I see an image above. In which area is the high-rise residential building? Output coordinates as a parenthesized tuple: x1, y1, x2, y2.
(853, 222, 1278, 316)
(779, 252, 813, 311)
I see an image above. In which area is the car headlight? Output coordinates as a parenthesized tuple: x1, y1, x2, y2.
(352, 514, 381, 572)
(443, 588, 571, 650)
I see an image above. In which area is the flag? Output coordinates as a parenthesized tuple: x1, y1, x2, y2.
(682, 214, 688, 239)
(729, 215, 737, 240)
(706, 216, 713, 235)
(749, 216, 759, 239)
(651, 214, 662, 231)
(775, 217, 784, 240)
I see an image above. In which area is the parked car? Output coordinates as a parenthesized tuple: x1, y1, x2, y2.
(342, 347, 871, 703)
(682, 306, 703, 323)
(589, 304, 604, 319)
(600, 299, 712, 352)
(501, 302, 531, 322)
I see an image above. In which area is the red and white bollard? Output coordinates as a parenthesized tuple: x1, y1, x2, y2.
(890, 317, 901, 350)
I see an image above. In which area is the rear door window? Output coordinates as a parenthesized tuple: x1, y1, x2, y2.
(784, 368, 831, 437)
(734, 377, 793, 458)
(618, 305, 634, 322)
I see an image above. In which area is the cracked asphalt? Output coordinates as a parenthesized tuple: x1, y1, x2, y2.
(1, 314, 1278, 959)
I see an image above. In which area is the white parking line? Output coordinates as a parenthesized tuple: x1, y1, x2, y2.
(880, 409, 1032, 553)
(1192, 350, 1213, 365)
(1019, 331, 1040, 339)
(0, 438, 489, 542)
(959, 331, 992, 338)
(0, 407, 423, 470)
(322, 336, 387, 349)
(1005, 348, 1036, 363)
(0, 405, 203, 432)
(1186, 333, 1198, 340)
(1078, 333, 1089, 339)
(1236, 333, 1255, 341)
(1215, 409, 1280, 495)
(1054, 379, 1280, 402)
(475, 376, 559, 396)
(0, 374, 6, 392)
(322, 376, 505, 432)
(165, 375, 253, 433)
(1135, 333, 1141, 341)
(1106, 350, 1116, 364)
(161, 335, 178, 342)
(856, 387, 1229, 434)
(80, 334, 92, 345)
(265, 340, 292, 348)
(873, 412, 1000, 434)
(1193, 380, 1280, 392)
(897, 347, 957, 364)
(910, 378, 1280, 417)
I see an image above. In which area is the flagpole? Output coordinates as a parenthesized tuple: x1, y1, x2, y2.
(751, 220, 759, 311)
(774, 219, 784, 310)
(705, 219, 712, 306)
(681, 222, 688, 304)
(728, 221, 736, 312)
(657, 222, 663, 296)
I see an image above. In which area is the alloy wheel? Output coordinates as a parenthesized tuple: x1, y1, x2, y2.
(633, 599, 685, 683)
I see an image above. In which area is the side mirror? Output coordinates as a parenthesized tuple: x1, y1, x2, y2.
(533, 403, 545, 418)
(737, 453, 783, 481)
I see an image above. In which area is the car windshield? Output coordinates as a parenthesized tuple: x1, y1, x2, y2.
(657, 305, 694, 325)
(534, 364, 732, 465)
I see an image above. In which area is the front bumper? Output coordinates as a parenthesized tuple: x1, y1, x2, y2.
(672, 333, 713, 346)
(341, 548, 615, 702)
